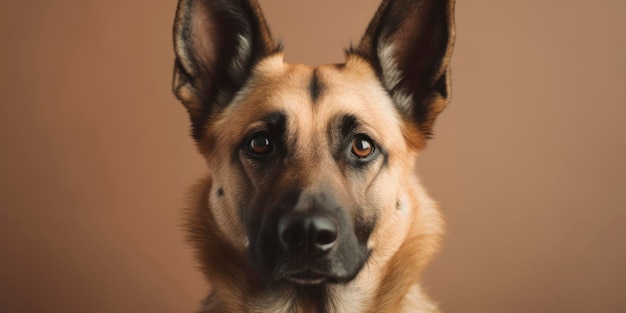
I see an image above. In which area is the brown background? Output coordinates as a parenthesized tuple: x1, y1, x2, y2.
(1, 0, 625, 312)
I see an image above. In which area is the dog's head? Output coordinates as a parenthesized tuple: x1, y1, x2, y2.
(173, 0, 454, 286)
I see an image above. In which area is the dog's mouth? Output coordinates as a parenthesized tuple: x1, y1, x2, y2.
(283, 268, 332, 285)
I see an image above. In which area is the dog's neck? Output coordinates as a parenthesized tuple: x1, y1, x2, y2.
(199, 275, 437, 313)
(245, 283, 372, 313)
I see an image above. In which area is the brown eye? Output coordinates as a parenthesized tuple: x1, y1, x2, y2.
(351, 137, 374, 158)
(248, 135, 272, 155)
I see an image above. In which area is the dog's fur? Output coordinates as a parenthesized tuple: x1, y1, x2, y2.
(172, 0, 455, 312)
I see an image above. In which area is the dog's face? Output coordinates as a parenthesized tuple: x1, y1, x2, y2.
(173, 0, 454, 286)
(205, 58, 419, 284)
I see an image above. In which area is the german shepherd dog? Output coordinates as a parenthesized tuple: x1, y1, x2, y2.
(172, 0, 455, 311)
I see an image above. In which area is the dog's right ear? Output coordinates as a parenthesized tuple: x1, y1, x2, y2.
(173, 0, 280, 140)
(351, 0, 455, 138)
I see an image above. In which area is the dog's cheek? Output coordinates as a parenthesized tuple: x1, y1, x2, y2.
(208, 170, 251, 250)
(365, 170, 412, 257)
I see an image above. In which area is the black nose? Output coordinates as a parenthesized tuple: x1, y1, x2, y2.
(278, 210, 338, 256)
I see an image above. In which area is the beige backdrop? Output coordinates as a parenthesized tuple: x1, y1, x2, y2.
(1, 0, 625, 312)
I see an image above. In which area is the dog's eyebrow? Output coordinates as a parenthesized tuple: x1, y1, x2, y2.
(339, 114, 359, 137)
(327, 114, 359, 156)
(261, 110, 286, 126)
(326, 113, 358, 146)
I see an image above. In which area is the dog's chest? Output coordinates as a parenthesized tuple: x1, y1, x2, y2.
(247, 285, 370, 313)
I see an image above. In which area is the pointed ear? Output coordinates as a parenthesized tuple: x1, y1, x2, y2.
(352, 0, 455, 137)
(173, 0, 280, 140)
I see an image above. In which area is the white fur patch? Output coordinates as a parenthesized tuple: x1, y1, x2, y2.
(392, 91, 414, 115)
(230, 34, 252, 82)
(377, 43, 414, 116)
(378, 43, 402, 91)
(398, 192, 411, 215)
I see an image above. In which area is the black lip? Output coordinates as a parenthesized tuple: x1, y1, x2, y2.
(289, 269, 328, 280)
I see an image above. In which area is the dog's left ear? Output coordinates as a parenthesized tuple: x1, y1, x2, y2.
(172, 0, 279, 140)
(352, 0, 455, 137)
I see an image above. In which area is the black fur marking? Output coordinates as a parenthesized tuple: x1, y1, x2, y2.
(327, 114, 359, 159)
(354, 209, 377, 244)
(217, 187, 224, 197)
(261, 110, 287, 127)
(309, 69, 323, 103)
(339, 114, 359, 138)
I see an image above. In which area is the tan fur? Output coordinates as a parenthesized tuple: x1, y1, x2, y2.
(183, 53, 445, 312)
(173, 1, 455, 311)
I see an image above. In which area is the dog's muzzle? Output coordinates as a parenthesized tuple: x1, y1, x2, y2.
(248, 190, 371, 285)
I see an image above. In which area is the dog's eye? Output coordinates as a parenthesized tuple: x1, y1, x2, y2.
(351, 137, 374, 158)
(248, 134, 272, 155)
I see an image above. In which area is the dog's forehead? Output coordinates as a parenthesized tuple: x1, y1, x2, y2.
(214, 54, 407, 151)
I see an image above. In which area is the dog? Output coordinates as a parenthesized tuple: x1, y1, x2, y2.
(172, 0, 455, 312)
